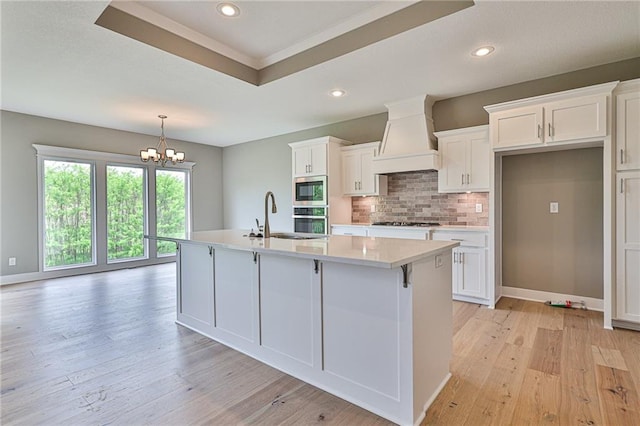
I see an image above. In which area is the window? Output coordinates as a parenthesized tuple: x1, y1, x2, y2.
(35, 145, 193, 273)
(156, 169, 187, 256)
(107, 165, 146, 262)
(43, 159, 95, 270)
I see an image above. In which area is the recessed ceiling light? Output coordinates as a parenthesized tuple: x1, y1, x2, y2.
(330, 89, 346, 98)
(217, 3, 240, 17)
(471, 46, 495, 57)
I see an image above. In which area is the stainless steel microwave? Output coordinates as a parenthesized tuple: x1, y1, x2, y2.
(293, 175, 327, 206)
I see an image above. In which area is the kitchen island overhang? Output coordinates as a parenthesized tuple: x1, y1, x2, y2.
(147, 230, 458, 426)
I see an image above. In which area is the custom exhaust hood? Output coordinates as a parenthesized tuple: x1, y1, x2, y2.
(372, 95, 439, 174)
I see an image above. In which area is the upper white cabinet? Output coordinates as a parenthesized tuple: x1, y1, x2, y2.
(341, 142, 388, 196)
(292, 142, 327, 176)
(435, 125, 489, 193)
(616, 80, 640, 171)
(485, 82, 618, 151)
(290, 136, 347, 177)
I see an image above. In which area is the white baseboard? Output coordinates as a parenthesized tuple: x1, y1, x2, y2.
(501, 286, 603, 312)
(0, 257, 176, 286)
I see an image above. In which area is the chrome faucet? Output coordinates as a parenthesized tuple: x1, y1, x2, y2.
(264, 191, 277, 238)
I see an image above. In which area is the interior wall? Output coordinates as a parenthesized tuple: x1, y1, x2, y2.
(0, 110, 223, 277)
(501, 148, 603, 299)
(433, 57, 640, 131)
(222, 114, 387, 231)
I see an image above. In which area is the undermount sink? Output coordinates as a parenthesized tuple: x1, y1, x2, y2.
(270, 232, 325, 240)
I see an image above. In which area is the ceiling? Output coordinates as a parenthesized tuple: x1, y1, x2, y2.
(1, 1, 639, 147)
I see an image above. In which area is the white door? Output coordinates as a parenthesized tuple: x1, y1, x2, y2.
(616, 172, 640, 323)
(214, 249, 258, 343)
(617, 90, 640, 171)
(545, 94, 607, 143)
(467, 134, 490, 191)
(359, 149, 376, 194)
(454, 247, 487, 299)
(309, 143, 327, 175)
(293, 147, 310, 176)
(341, 151, 360, 195)
(490, 105, 543, 149)
(259, 254, 319, 367)
(177, 243, 214, 334)
(440, 138, 467, 192)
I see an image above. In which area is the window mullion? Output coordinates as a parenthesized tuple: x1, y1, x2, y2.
(95, 160, 107, 266)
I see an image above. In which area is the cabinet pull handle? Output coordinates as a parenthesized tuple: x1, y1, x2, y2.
(252, 251, 258, 264)
(453, 253, 457, 263)
(460, 252, 464, 263)
(314, 259, 320, 274)
(548, 123, 552, 137)
(461, 174, 465, 185)
(466, 174, 470, 184)
(621, 178, 624, 194)
(452, 238, 464, 241)
(209, 246, 213, 256)
(620, 149, 624, 164)
(401, 264, 409, 288)
(537, 124, 541, 139)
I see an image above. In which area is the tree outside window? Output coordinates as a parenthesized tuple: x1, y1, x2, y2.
(43, 160, 94, 269)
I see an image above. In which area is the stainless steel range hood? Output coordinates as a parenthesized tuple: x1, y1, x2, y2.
(372, 95, 439, 174)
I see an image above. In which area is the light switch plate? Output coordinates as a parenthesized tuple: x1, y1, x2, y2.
(8, 257, 16, 266)
(475, 203, 483, 213)
(550, 202, 559, 213)
(370, 204, 375, 212)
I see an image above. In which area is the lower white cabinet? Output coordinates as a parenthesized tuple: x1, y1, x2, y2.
(177, 243, 215, 335)
(331, 224, 368, 236)
(431, 229, 489, 305)
(453, 247, 486, 300)
(615, 171, 640, 326)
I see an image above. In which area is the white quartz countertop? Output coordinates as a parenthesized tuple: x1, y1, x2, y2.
(332, 223, 489, 232)
(147, 229, 458, 269)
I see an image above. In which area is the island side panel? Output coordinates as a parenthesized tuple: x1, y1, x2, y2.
(322, 262, 413, 426)
(412, 251, 453, 422)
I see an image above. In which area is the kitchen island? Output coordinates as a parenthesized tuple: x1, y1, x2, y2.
(148, 230, 458, 426)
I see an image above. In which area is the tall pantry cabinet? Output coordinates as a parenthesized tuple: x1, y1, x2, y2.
(614, 79, 640, 329)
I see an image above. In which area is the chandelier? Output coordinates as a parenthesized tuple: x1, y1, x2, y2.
(140, 115, 185, 166)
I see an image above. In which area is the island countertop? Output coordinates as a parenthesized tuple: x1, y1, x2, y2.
(147, 229, 458, 269)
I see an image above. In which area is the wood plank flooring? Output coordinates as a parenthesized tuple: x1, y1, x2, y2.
(1, 264, 639, 425)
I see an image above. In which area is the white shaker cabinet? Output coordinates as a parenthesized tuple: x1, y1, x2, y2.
(435, 125, 489, 193)
(177, 243, 215, 336)
(485, 82, 617, 151)
(616, 171, 640, 326)
(431, 229, 489, 305)
(616, 81, 640, 171)
(341, 142, 388, 196)
(292, 142, 327, 176)
(614, 79, 640, 329)
(331, 224, 368, 236)
(290, 136, 348, 177)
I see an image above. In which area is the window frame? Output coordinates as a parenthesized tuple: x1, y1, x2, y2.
(155, 167, 192, 258)
(34, 144, 194, 272)
(39, 157, 97, 271)
(105, 162, 149, 264)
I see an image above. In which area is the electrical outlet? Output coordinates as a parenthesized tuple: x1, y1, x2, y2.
(550, 202, 559, 214)
(475, 203, 483, 213)
(370, 204, 375, 212)
(435, 254, 443, 268)
(8, 257, 16, 266)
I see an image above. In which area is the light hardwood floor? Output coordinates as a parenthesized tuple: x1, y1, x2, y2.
(1, 264, 638, 425)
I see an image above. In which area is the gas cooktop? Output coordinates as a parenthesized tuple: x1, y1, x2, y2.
(372, 221, 440, 227)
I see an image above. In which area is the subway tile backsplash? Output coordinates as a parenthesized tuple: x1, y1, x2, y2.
(351, 170, 489, 226)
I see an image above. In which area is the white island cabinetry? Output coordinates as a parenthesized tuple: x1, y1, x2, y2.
(161, 230, 457, 426)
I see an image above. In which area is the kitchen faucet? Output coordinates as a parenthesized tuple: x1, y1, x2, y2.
(264, 191, 277, 238)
